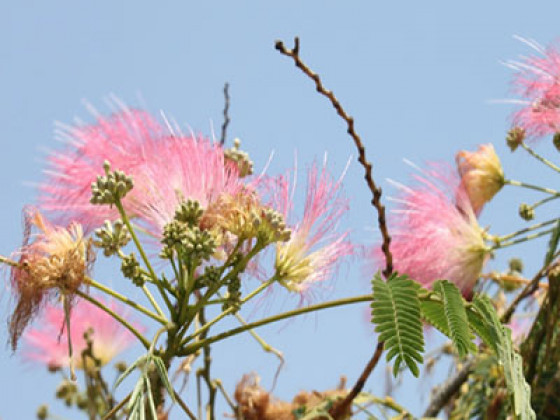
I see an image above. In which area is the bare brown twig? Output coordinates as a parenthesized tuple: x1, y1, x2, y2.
(220, 82, 230, 146)
(275, 36, 392, 420)
(274, 37, 392, 278)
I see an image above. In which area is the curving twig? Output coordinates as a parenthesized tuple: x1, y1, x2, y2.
(275, 37, 392, 278)
(275, 36, 393, 420)
(220, 82, 231, 145)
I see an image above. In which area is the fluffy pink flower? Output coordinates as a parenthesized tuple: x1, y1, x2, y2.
(373, 163, 490, 297)
(40, 107, 163, 231)
(23, 298, 141, 369)
(274, 161, 353, 296)
(39, 105, 246, 238)
(508, 38, 560, 139)
(127, 134, 244, 237)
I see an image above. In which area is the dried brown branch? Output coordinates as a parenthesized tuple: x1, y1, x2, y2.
(275, 37, 393, 278)
(275, 36, 393, 420)
(501, 262, 553, 324)
(422, 358, 475, 418)
(220, 82, 231, 146)
(330, 341, 384, 418)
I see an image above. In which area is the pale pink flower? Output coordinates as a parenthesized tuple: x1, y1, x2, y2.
(40, 108, 163, 231)
(274, 161, 353, 296)
(456, 144, 504, 214)
(9, 207, 94, 350)
(39, 105, 246, 238)
(373, 163, 490, 297)
(127, 134, 244, 237)
(23, 298, 140, 369)
(508, 38, 560, 139)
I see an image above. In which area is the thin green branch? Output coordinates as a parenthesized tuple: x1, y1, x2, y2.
(492, 218, 560, 243)
(504, 179, 560, 195)
(492, 227, 556, 249)
(76, 290, 150, 349)
(86, 276, 167, 324)
(520, 141, 560, 173)
(114, 200, 170, 318)
(180, 276, 276, 346)
(181, 294, 372, 355)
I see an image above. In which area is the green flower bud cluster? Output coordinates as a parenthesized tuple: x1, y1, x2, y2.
(258, 207, 292, 244)
(506, 127, 525, 152)
(93, 220, 131, 257)
(121, 253, 146, 286)
(36, 405, 49, 420)
(55, 379, 79, 407)
(519, 203, 535, 221)
(224, 138, 254, 178)
(554, 133, 560, 152)
(175, 200, 204, 227)
(90, 161, 133, 205)
(196, 266, 222, 289)
(184, 227, 216, 261)
(161, 216, 216, 262)
(222, 276, 241, 313)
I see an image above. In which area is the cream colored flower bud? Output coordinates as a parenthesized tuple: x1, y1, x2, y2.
(456, 144, 505, 214)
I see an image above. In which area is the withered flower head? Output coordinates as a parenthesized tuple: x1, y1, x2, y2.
(8, 207, 94, 350)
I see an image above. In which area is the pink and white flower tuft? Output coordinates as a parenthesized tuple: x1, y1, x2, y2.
(508, 38, 560, 139)
(127, 134, 244, 237)
(372, 163, 490, 297)
(274, 160, 353, 297)
(40, 108, 163, 231)
(23, 298, 141, 369)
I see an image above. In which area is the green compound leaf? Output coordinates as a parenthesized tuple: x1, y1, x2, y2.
(371, 272, 424, 377)
(472, 295, 536, 420)
(544, 220, 560, 267)
(432, 280, 476, 357)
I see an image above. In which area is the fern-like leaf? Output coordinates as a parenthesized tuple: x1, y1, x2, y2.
(472, 296, 536, 420)
(433, 280, 475, 357)
(371, 272, 424, 377)
(544, 220, 560, 266)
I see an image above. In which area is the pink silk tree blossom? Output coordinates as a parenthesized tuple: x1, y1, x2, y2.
(274, 160, 353, 298)
(22, 298, 141, 369)
(372, 163, 490, 298)
(127, 134, 244, 238)
(507, 38, 560, 139)
(39, 107, 163, 231)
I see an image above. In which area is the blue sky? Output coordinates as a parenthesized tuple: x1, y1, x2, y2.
(1, 1, 560, 419)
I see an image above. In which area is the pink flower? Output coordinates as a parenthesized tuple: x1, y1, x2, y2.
(40, 107, 163, 231)
(373, 163, 490, 297)
(127, 134, 244, 237)
(508, 38, 560, 139)
(39, 104, 247, 238)
(23, 298, 141, 369)
(8, 208, 94, 350)
(274, 161, 353, 297)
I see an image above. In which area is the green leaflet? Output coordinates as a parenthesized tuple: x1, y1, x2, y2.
(472, 296, 536, 420)
(432, 280, 476, 357)
(544, 220, 560, 267)
(371, 272, 424, 377)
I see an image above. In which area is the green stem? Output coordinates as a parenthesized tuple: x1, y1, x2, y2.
(0, 255, 18, 267)
(180, 276, 277, 346)
(492, 218, 560, 243)
(114, 200, 170, 318)
(530, 194, 560, 210)
(86, 276, 167, 324)
(184, 240, 263, 331)
(521, 141, 560, 173)
(180, 294, 372, 355)
(76, 290, 150, 349)
(504, 179, 560, 195)
(492, 227, 556, 249)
